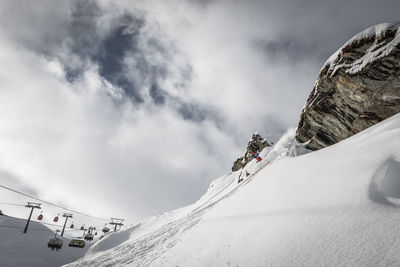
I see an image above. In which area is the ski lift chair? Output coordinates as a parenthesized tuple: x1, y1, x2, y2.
(84, 233, 94, 241)
(102, 226, 110, 234)
(48, 238, 63, 250)
(48, 231, 63, 250)
(69, 239, 85, 248)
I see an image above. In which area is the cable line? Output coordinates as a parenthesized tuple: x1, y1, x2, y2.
(0, 201, 26, 207)
(0, 184, 109, 221)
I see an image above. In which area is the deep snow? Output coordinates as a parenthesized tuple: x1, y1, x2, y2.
(0, 215, 90, 267)
(66, 112, 400, 266)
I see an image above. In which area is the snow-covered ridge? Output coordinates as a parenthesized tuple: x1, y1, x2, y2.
(323, 22, 400, 76)
(69, 113, 400, 266)
(67, 129, 307, 266)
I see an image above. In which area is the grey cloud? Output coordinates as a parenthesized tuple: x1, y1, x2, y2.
(66, 2, 199, 116)
(255, 36, 326, 63)
(177, 102, 208, 122)
(66, 1, 148, 103)
(213, 0, 400, 67)
(165, 95, 223, 124)
(0, 0, 189, 106)
(0, 0, 71, 55)
(188, 0, 216, 7)
(149, 83, 166, 105)
(94, 18, 146, 103)
(0, 170, 39, 198)
(69, 0, 103, 57)
(4, 0, 200, 121)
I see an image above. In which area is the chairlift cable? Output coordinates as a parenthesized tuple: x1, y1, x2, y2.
(0, 201, 26, 207)
(0, 184, 109, 221)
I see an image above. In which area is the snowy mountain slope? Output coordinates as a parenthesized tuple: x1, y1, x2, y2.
(0, 215, 90, 267)
(69, 113, 400, 266)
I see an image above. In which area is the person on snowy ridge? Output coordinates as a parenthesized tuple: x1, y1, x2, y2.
(249, 151, 262, 162)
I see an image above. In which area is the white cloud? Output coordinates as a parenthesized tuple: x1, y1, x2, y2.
(0, 35, 239, 223)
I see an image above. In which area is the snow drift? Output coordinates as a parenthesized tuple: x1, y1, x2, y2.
(68, 113, 400, 266)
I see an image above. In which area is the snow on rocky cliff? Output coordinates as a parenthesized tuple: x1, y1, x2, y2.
(68, 113, 400, 266)
(297, 22, 400, 150)
(324, 22, 400, 76)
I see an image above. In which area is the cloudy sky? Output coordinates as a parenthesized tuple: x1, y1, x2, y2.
(0, 0, 399, 224)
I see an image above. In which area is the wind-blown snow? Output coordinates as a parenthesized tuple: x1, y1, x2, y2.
(323, 22, 400, 76)
(68, 113, 400, 266)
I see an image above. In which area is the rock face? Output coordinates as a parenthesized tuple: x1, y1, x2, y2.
(232, 132, 270, 171)
(296, 23, 400, 150)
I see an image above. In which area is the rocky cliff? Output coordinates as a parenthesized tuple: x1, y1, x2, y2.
(232, 132, 270, 171)
(296, 23, 400, 150)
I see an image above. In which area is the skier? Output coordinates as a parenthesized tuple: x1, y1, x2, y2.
(249, 151, 262, 162)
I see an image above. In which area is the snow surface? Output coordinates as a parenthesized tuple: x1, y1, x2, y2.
(0, 215, 90, 267)
(68, 113, 400, 266)
(323, 22, 400, 76)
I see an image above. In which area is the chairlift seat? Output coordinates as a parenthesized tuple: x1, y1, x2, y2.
(48, 238, 63, 249)
(69, 239, 85, 248)
(84, 233, 94, 241)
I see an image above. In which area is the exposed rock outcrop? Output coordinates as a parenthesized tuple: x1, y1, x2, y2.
(296, 23, 400, 150)
(232, 132, 270, 171)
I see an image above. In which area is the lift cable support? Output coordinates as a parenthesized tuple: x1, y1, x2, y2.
(23, 202, 41, 233)
(110, 218, 124, 232)
(60, 213, 73, 237)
